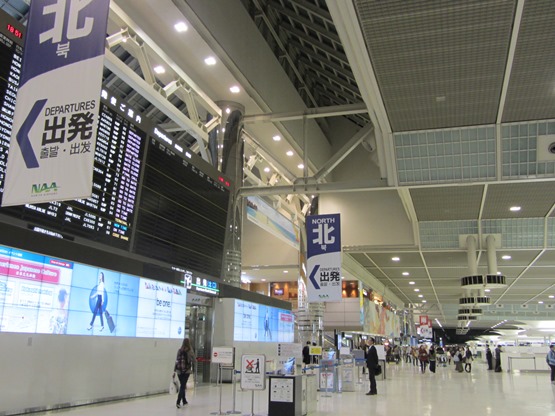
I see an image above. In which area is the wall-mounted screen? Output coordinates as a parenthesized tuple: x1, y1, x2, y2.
(233, 299, 294, 343)
(0, 244, 186, 338)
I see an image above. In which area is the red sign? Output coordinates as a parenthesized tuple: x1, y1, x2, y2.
(0, 255, 60, 284)
(419, 315, 430, 326)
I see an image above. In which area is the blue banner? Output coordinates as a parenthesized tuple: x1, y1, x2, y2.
(3, 0, 110, 206)
(306, 214, 342, 302)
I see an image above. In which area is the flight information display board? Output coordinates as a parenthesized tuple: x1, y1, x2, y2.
(0, 10, 23, 196)
(134, 128, 230, 278)
(0, 90, 146, 249)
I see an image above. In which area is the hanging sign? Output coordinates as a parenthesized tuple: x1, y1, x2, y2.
(306, 214, 342, 302)
(3, 0, 110, 206)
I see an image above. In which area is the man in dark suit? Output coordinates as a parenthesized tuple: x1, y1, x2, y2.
(366, 337, 379, 396)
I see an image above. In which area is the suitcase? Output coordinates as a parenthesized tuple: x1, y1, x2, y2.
(104, 310, 116, 333)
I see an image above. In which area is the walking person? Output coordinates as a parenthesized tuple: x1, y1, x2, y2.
(418, 345, 429, 373)
(454, 349, 464, 372)
(174, 338, 196, 408)
(485, 346, 493, 370)
(546, 344, 555, 384)
(302, 341, 311, 367)
(365, 337, 379, 396)
(429, 345, 436, 373)
(464, 347, 473, 373)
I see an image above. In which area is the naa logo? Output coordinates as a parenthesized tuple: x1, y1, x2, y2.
(31, 182, 59, 194)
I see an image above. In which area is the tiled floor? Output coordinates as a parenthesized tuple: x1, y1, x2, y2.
(34, 360, 555, 416)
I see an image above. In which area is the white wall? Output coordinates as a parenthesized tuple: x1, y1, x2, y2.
(0, 333, 180, 414)
(324, 298, 361, 330)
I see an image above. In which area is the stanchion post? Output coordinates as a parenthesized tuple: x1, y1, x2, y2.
(227, 369, 241, 414)
(210, 364, 227, 415)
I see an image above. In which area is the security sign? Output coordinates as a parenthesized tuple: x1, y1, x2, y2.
(306, 214, 342, 302)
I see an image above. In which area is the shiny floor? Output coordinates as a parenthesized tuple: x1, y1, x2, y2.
(36, 360, 555, 416)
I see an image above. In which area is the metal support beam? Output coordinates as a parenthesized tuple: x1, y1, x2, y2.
(243, 102, 367, 123)
(104, 49, 209, 161)
(313, 123, 373, 182)
(239, 178, 387, 197)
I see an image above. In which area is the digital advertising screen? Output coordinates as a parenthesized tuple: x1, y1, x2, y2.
(233, 299, 294, 343)
(0, 244, 186, 338)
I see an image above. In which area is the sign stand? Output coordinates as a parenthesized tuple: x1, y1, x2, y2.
(211, 347, 235, 416)
(226, 370, 241, 414)
(240, 354, 266, 416)
(210, 364, 226, 415)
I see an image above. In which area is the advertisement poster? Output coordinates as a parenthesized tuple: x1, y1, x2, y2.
(362, 297, 401, 338)
(0, 244, 186, 338)
(233, 299, 294, 342)
(246, 196, 300, 249)
(306, 214, 342, 302)
(3, 0, 110, 206)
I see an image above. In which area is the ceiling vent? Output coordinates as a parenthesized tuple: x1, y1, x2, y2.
(537, 135, 555, 162)
(520, 304, 529, 309)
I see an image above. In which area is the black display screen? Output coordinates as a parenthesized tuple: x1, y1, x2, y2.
(134, 137, 230, 277)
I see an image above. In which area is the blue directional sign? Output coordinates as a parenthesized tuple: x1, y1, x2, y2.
(306, 214, 342, 302)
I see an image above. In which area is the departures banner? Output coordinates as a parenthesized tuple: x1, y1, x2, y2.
(3, 0, 110, 206)
(306, 214, 342, 302)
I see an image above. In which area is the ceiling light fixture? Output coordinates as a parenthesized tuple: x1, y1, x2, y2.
(261, 278, 266, 282)
(204, 56, 216, 65)
(174, 22, 188, 32)
(502, 255, 512, 260)
(229, 85, 240, 93)
(509, 206, 521, 212)
(402, 272, 409, 276)
(422, 300, 427, 303)
(392, 257, 400, 262)
(286, 150, 294, 156)
(414, 289, 420, 292)
(153, 65, 165, 74)
(283, 270, 288, 274)
(272, 135, 281, 142)
(418, 295, 423, 298)
(539, 301, 544, 304)
(225, 108, 231, 114)
(409, 281, 415, 285)
(264, 167, 270, 173)
(298, 163, 304, 169)
(549, 295, 554, 299)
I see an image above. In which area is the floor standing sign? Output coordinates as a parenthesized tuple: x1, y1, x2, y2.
(3, 0, 110, 206)
(306, 214, 342, 302)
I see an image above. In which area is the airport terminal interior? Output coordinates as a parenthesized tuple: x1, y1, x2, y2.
(3, 0, 555, 415)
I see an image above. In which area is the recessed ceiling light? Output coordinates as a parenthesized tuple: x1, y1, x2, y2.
(204, 56, 216, 65)
(509, 206, 521, 212)
(298, 163, 304, 169)
(418, 295, 423, 298)
(153, 65, 165, 74)
(484, 289, 491, 292)
(286, 150, 294, 156)
(502, 255, 511, 260)
(414, 289, 420, 292)
(402, 272, 410, 276)
(422, 300, 427, 303)
(225, 108, 231, 114)
(261, 278, 266, 282)
(497, 271, 502, 275)
(550, 295, 555, 299)
(283, 270, 288, 273)
(174, 22, 188, 32)
(409, 281, 415, 285)
(272, 135, 281, 142)
(392, 257, 400, 262)
(341, 276, 345, 280)
(264, 167, 270, 173)
(539, 301, 544, 304)
(229, 85, 240, 93)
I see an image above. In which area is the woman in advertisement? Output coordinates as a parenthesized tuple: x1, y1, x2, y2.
(88, 272, 105, 331)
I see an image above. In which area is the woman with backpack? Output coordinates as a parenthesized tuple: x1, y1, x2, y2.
(174, 338, 196, 408)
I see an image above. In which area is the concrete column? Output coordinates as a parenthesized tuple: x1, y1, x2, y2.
(487, 235, 498, 275)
